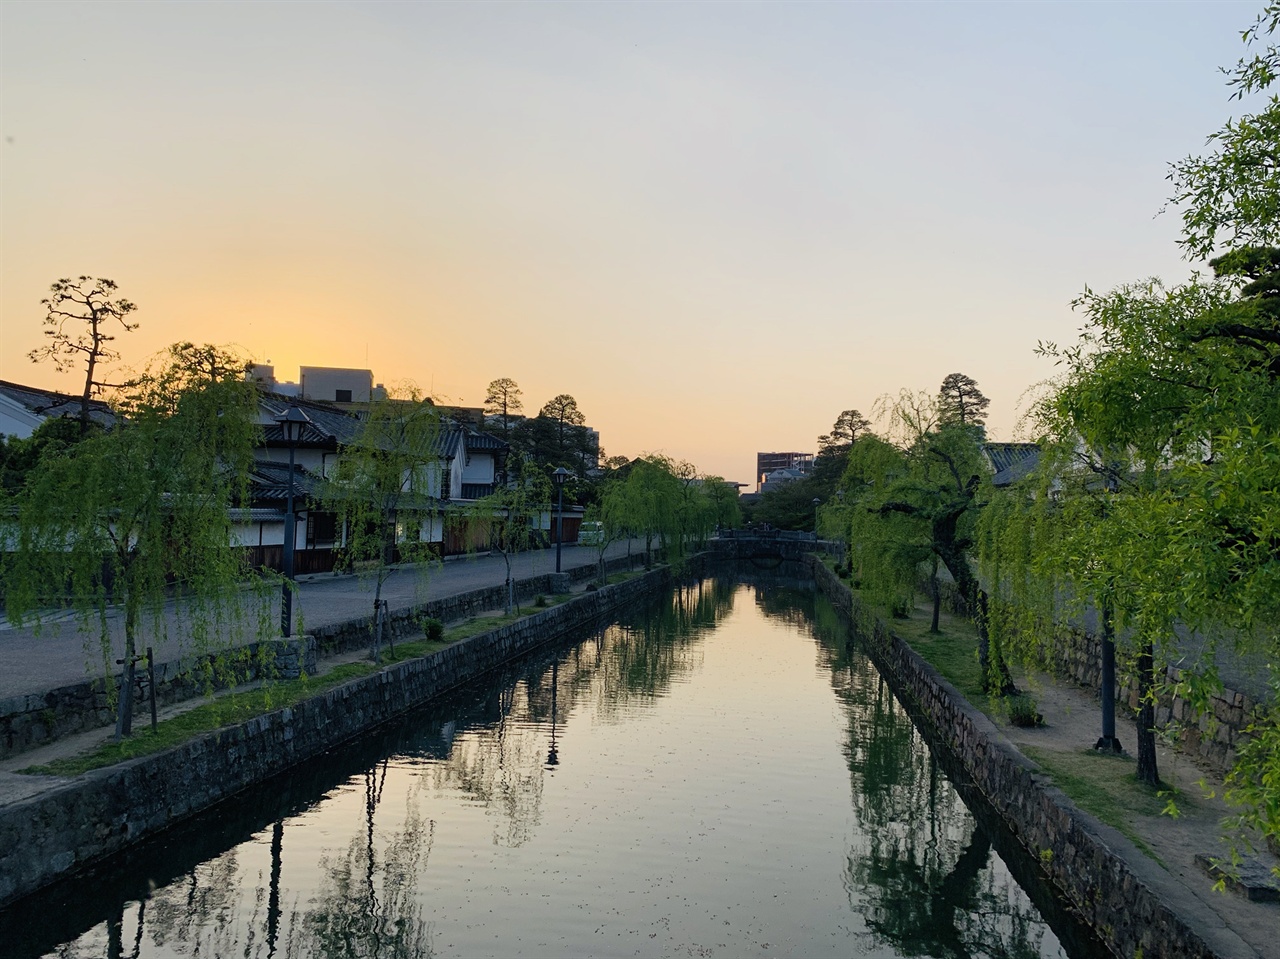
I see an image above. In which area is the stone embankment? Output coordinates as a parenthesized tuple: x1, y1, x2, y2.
(0, 561, 670, 908)
(0, 554, 636, 760)
(812, 558, 1230, 959)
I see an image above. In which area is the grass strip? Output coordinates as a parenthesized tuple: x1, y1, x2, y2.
(1021, 745, 1168, 865)
(22, 640, 453, 778)
(19, 575, 642, 778)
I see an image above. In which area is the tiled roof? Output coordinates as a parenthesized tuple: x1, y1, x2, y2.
(983, 443, 1040, 487)
(0, 378, 116, 425)
(258, 393, 363, 447)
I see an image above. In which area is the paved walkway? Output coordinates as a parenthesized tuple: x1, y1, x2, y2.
(0, 541, 642, 702)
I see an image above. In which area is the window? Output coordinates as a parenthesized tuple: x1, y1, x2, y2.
(335, 389, 352, 403)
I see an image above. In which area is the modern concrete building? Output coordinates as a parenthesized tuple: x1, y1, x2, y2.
(755, 451, 814, 491)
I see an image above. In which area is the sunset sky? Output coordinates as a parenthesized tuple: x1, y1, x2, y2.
(0, 1, 1262, 483)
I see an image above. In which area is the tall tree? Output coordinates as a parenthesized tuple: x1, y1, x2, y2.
(484, 378, 524, 438)
(844, 400, 1014, 693)
(936, 373, 990, 430)
(28, 277, 137, 435)
(539, 394, 586, 455)
(327, 389, 443, 662)
(6, 343, 260, 738)
(818, 409, 871, 455)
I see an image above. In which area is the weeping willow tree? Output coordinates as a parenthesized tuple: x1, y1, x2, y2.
(457, 454, 551, 615)
(5, 342, 263, 738)
(980, 7, 1280, 836)
(327, 389, 443, 662)
(843, 393, 1015, 695)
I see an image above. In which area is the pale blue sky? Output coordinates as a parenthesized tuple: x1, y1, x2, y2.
(0, 1, 1261, 481)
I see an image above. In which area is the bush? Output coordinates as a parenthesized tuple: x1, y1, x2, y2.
(533, 594, 548, 608)
(420, 616, 444, 641)
(1005, 693, 1044, 728)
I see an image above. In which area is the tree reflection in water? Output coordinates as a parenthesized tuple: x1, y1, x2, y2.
(424, 576, 730, 847)
(806, 591, 1059, 959)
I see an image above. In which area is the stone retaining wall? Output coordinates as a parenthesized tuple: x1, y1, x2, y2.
(812, 559, 1227, 959)
(1041, 626, 1263, 777)
(0, 553, 641, 760)
(0, 563, 670, 908)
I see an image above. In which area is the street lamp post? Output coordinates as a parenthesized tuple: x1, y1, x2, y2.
(812, 497, 821, 540)
(552, 467, 571, 573)
(275, 405, 311, 638)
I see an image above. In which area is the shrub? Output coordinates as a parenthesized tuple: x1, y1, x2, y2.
(1005, 693, 1044, 728)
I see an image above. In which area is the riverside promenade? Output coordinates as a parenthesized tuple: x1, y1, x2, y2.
(0, 541, 641, 703)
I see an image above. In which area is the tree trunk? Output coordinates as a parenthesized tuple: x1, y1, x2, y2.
(371, 577, 386, 664)
(937, 543, 1014, 694)
(929, 556, 941, 634)
(115, 602, 138, 740)
(1135, 642, 1162, 787)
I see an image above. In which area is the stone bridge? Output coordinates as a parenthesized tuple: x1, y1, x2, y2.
(705, 531, 843, 565)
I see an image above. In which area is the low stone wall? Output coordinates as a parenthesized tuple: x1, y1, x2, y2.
(919, 578, 1264, 778)
(1041, 625, 1264, 777)
(811, 559, 1227, 959)
(0, 562, 671, 908)
(0, 553, 640, 760)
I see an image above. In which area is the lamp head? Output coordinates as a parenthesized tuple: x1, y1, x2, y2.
(275, 405, 312, 444)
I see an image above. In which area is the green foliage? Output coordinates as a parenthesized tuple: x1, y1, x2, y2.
(326, 390, 444, 661)
(5, 342, 264, 735)
(0, 416, 100, 495)
(982, 8, 1280, 836)
(1004, 693, 1044, 728)
(457, 454, 552, 614)
(1169, 5, 1280, 260)
(752, 474, 823, 531)
(841, 400, 1011, 692)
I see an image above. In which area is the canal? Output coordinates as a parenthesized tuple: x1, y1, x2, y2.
(3, 571, 1103, 958)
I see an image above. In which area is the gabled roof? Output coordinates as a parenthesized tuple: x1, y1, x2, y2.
(983, 442, 1040, 487)
(249, 460, 331, 502)
(255, 395, 511, 465)
(258, 393, 363, 448)
(0, 378, 116, 427)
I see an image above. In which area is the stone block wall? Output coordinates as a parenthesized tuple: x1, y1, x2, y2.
(1040, 625, 1263, 777)
(919, 577, 1265, 779)
(812, 559, 1226, 959)
(0, 562, 671, 908)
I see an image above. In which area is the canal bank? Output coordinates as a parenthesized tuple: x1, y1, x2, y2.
(0, 561, 679, 908)
(811, 557, 1277, 959)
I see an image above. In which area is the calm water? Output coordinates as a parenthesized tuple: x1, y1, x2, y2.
(6, 575, 1099, 958)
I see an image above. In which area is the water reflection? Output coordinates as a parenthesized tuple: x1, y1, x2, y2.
(7, 571, 1093, 958)
(807, 589, 1064, 959)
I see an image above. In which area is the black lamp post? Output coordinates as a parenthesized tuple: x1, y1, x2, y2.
(552, 467, 571, 573)
(812, 497, 821, 538)
(275, 405, 311, 638)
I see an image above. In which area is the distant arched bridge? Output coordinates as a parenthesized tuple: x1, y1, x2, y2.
(706, 530, 843, 566)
